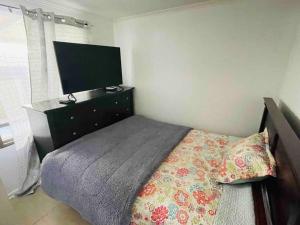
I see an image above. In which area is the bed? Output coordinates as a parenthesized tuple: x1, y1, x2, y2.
(41, 98, 300, 225)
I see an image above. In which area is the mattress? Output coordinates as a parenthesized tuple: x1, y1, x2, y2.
(214, 184, 255, 225)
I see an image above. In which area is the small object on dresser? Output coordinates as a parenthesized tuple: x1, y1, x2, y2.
(59, 93, 77, 105)
(105, 86, 123, 92)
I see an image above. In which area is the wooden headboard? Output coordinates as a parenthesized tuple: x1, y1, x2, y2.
(253, 98, 300, 225)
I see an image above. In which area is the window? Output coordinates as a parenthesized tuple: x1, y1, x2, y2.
(0, 7, 30, 149)
(0, 123, 14, 148)
(0, 103, 7, 125)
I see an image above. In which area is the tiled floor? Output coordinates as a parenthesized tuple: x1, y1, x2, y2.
(9, 188, 91, 225)
(0, 179, 20, 225)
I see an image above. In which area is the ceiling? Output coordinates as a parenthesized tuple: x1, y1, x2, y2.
(47, 0, 209, 19)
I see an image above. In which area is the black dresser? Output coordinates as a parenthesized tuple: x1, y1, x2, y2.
(25, 87, 134, 160)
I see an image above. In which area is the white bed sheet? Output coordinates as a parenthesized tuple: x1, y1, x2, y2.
(214, 183, 255, 225)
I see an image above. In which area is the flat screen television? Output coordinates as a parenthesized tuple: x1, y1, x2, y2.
(53, 41, 123, 94)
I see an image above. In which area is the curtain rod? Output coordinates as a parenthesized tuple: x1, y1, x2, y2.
(21, 6, 90, 28)
(0, 3, 90, 28)
(0, 3, 20, 10)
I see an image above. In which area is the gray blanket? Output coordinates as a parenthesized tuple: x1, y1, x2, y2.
(41, 115, 190, 225)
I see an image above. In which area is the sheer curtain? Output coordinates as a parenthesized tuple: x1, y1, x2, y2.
(0, 6, 35, 197)
(0, 6, 89, 197)
(21, 6, 90, 102)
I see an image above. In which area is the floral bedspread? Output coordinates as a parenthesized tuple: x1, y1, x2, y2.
(130, 129, 236, 225)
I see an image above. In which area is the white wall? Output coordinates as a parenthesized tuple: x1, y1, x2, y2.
(279, 18, 300, 136)
(114, 0, 298, 137)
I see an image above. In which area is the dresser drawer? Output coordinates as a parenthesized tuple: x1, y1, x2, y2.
(52, 124, 85, 148)
(110, 92, 133, 114)
(52, 119, 108, 148)
(111, 91, 132, 108)
(51, 101, 107, 125)
(103, 92, 133, 125)
(50, 106, 87, 128)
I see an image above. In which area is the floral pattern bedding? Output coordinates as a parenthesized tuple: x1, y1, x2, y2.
(216, 130, 276, 184)
(131, 129, 237, 225)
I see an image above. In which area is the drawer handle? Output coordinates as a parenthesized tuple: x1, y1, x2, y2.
(126, 108, 129, 112)
(93, 109, 97, 112)
(72, 132, 77, 136)
(94, 123, 98, 127)
(126, 97, 129, 100)
(70, 116, 75, 120)
(115, 101, 118, 104)
(115, 113, 119, 117)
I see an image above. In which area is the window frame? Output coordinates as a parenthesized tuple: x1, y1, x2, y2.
(0, 123, 14, 149)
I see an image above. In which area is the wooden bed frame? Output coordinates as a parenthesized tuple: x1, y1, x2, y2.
(253, 98, 300, 225)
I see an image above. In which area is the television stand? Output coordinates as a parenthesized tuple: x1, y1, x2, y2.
(24, 86, 134, 160)
(59, 93, 77, 105)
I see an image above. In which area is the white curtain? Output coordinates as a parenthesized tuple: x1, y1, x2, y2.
(21, 6, 90, 102)
(0, 6, 36, 197)
(0, 6, 89, 197)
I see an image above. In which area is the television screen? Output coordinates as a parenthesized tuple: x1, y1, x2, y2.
(53, 41, 123, 94)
